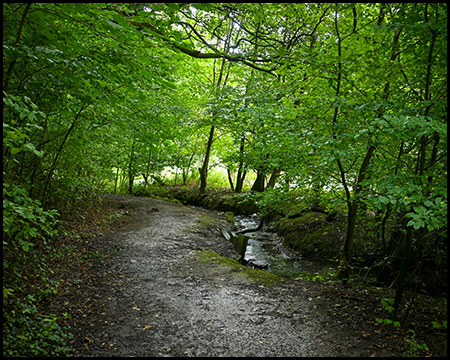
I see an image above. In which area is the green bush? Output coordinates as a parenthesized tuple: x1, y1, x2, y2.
(3, 182, 69, 356)
(3, 183, 59, 256)
(3, 300, 73, 357)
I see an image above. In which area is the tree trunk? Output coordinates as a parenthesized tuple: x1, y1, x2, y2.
(174, 145, 182, 186)
(127, 139, 136, 194)
(226, 168, 234, 191)
(143, 150, 152, 192)
(234, 134, 246, 193)
(392, 226, 413, 318)
(336, 201, 357, 280)
(199, 125, 215, 194)
(334, 10, 401, 279)
(198, 54, 229, 194)
(251, 170, 265, 192)
(183, 149, 197, 185)
(114, 162, 120, 193)
(267, 167, 281, 189)
(3, 3, 31, 94)
(42, 102, 89, 207)
(235, 170, 246, 193)
(119, 163, 127, 193)
(336, 145, 375, 279)
(391, 14, 437, 315)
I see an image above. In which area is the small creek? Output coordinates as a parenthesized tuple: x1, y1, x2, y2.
(234, 214, 323, 279)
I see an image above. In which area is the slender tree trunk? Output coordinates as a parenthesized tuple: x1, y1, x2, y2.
(227, 168, 234, 191)
(235, 134, 246, 193)
(114, 162, 120, 193)
(183, 148, 197, 185)
(127, 139, 136, 194)
(3, 3, 31, 95)
(119, 163, 127, 193)
(335, 7, 402, 279)
(143, 150, 152, 192)
(199, 125, 215, 194)
(391, 6, 437, 315)
(336, 145, 375, 279)
(174, 145, 182, 186)
(376, 141, 404, 282)
(42, 102, 89, 207)
(198, 39, 230, 194)
(392, 226, 413, 318)
(235, 170, 246, 193)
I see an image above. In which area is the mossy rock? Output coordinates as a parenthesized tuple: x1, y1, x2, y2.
(161, 186, 259, 215)
(276, 212, 344, 261)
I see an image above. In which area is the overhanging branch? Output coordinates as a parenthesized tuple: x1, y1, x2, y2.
(127, 19, 278, 76)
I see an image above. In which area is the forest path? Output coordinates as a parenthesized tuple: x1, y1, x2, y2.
(71, 194, 398, 357)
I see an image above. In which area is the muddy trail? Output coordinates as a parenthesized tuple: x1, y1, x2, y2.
(68, 194, 408, 357)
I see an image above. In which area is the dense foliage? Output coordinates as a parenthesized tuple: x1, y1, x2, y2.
(3, 3, 446, 355)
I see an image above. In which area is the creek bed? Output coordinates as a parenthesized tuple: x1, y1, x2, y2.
(235, 214, 327, 279)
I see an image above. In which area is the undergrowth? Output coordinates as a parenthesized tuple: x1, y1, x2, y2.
(3, 187, 125, 357)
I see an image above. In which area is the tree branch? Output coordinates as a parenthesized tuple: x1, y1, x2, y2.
(3, 3, 32, 93)
(127, 17, 278, 76)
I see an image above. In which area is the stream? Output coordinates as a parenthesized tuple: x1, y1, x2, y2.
(234, 214, 323, 279)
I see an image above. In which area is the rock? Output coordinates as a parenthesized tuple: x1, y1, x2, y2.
(248, 260, 270, 269)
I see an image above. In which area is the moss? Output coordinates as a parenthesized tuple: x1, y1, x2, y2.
(167, 197, 183, 205)
(196, 250, 283, 287)
(196, 215, 220, 228)
(223, 211, 235, 223)
(156, 185, 259, 215)
(183, 214, 220, 234)
(276, 212, 344, 261)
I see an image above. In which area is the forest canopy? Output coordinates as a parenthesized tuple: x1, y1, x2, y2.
(3, 3, 447, 355)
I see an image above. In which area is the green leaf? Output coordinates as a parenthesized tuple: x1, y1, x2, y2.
(20, 240, 34, 252)
(378, 196, 390, 205)
(112, 13, 128, 27)
(192, 3, 215, 11)
(137, 55, 153, 65)
(106, 19, 121, 29)
(413, 219, 425, 230)
(23, 142, 36, 152)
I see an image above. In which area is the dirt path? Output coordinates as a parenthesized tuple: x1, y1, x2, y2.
(70, 194, 403, 357)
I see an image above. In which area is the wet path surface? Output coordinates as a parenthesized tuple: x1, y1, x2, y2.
(71, 195, 402, 357)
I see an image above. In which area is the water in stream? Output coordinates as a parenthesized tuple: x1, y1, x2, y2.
(235, 214, 323, 279)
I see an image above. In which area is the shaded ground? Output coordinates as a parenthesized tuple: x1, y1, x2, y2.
(58, 194, 445, 357)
